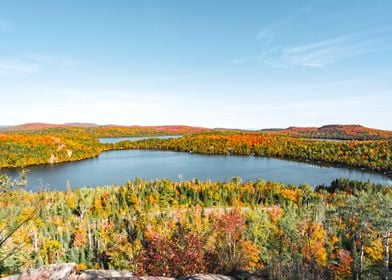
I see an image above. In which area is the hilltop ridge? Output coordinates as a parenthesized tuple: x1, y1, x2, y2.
(279, 124, 392, 140)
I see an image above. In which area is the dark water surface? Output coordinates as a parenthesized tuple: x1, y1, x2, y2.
(3, 150, 391, 191)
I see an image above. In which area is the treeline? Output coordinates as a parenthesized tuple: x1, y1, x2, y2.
(0, 126, 205, 168)
(113, 133, 392, 173)
(2, 129, 392, 173)
(0, 176, 391, 279)
(8, 123, 392, 140)
(278, 124, 392, 140)
(0, 128, 105, 168)
(84, 126, 209, 138)
(6, 124, 210, 138)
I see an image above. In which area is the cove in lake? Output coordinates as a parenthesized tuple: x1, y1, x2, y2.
(3, 150, 391, 191)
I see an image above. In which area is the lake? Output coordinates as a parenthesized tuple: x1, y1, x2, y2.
(3, 150, 391, 191)
(99, 135, 181, 144)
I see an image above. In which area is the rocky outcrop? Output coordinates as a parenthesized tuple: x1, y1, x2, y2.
(0, 264, 236, 280)
(1, 263, 76, 280)
(48, 154, 59, 164)
(179, 275, 233, 280)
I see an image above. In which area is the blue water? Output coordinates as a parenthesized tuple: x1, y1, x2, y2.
(2, 150, 391, 191)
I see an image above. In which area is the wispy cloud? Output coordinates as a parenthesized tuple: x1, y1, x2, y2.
(231, 47, 281, 65)
(24, 53, 78, 68)
(0, 58, 41, 77)
(0, 54, 78, 77)
(233, 1, 392, 69)
(255, 1, 315, 44)
(235, 31, 392, 69)
(280, 35, 389, 68)
(232, 2, 315, 66)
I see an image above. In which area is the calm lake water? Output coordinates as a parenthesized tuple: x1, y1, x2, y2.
(3, 150, 391, 191)
(99, 135, 181, 144)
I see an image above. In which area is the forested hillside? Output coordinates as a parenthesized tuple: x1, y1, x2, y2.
(6, 123, 210, 137)
(277, 124, 392, 140)
(85, 125, 209, 137)
(1, 125, 391, 174)
(0, 128, 104, 168)
(114, 133, 392, 173)
(0, 176, 391, 279)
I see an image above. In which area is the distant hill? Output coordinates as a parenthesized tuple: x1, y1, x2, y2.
(64, 122, 99, 128)
(7, 123, 211, 136)
(87, 125, 210, 136)
(6, 123, 392, 140)
(9, 123, 64, 130)
(11, 122, 99, 130)
(260, 128, 284, 132)
(11, 123, 207, 130)
(278, 124, 392, 140)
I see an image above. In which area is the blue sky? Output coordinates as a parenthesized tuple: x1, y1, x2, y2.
(1, 0, 391, 129)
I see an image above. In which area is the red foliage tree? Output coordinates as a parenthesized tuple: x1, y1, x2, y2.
(138, 230, 207, 277)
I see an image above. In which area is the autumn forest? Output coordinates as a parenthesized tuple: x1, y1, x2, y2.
(0, 124, 391, 279)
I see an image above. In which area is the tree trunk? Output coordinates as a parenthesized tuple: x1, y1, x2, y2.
(352, 238, 359, 280)
(382, 230, 390, 280)
(359, 243, 364, 280)
(87, 222, 92, 250)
